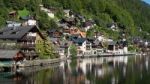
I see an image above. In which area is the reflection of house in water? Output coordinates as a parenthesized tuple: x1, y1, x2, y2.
(77, 56, 128, 78)
(60, 57, 127, 84)
(77, 58, 113, 78)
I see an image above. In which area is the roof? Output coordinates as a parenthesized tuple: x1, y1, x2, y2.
(9, 11, 17, 14)
(0, 50, 20, 59)
(65, 17, 75, 22)
(71, 37, 86, 45)
(108, 41, 116, 45)
(83, 20, 95, 27)
(75, 14, 85, 19)
(0, 26, 44, 40)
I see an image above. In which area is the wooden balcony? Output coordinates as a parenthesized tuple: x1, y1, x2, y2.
(20, 44, 35, 49)
(22, 51, 38, 57)
(21, 36, 36, 41)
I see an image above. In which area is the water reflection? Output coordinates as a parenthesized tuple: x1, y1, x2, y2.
(1, 55, 150, 84)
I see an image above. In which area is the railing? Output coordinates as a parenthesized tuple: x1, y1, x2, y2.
(23, 52, 38, 56)
(19, 44, 35, 49)
(0, 44, 35, 50)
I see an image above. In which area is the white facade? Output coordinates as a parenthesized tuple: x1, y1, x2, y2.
(84, 26, 91, 31)
(27, 20, 37, 26)
(77, 41, 86, 56)
(79, 41, 86, 52)
(58, 49, 65, 56)
(94, 36, 105, 44)
(7, 22, 21, 27)
(63, 9, 70, 17)
(27, 32, 37, 37)
(123, 47, 128, 54)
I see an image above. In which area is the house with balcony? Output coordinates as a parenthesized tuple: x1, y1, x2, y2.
(82, 20, 96, 31)
(63, 27, 86, 38)
(0, 25, 45, 60)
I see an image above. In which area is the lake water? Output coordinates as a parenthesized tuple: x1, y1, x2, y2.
(0, 55, 150, 84)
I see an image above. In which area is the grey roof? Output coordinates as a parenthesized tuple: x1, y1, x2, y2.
(108, 41, 116, 45)
(0, 26, 43, 40)
(0, 50, 19, 59)
(71, 38, 86, 45)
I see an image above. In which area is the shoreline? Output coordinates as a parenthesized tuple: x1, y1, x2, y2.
(20, 52, 137, 67)
(0, 52, 141, 68)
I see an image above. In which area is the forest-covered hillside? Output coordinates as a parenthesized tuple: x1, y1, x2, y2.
(0, 0, 150, 39)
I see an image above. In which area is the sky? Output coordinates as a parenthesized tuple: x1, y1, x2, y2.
(143, 0, 150, 4)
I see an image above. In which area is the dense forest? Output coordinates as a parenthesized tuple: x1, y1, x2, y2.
(0, 0, 150, 39)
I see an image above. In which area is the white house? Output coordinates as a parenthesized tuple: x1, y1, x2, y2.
(71, 38, 86, 56)
(6, 21, 21, 27)
(83, 20, 96, 31)
(107, 23, 118, 31)
(107, 41, 116, 53)
(77, 41, 86, 56)
(64, 9, 70, 17)
(27, 20, 37, 26)
(94, 35, 105, 45)
(63, 9, 74, 18)
(58, 48, 65, 57)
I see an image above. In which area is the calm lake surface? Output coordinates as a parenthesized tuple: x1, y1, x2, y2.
(1, 55, 150, 84)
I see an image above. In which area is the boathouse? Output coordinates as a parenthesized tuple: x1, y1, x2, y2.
(0, 50, 24, 67)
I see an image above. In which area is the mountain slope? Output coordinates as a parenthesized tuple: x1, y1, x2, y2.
(0, 0, 150, 39)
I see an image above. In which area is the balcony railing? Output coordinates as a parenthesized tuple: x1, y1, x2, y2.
(21, 36, 36, 41)
(22, 51, 38, 56)
(19, 44, 35, 49)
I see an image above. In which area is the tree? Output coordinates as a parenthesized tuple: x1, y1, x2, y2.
(49, 19, 58, 29)
(0, 0, 5, 7)
(37, 11, 51, 30)
(0, 16, 5, 27)
(69, 44, 77, 58)
(94, 13, 113, 27)
(55, 8, 65, 18)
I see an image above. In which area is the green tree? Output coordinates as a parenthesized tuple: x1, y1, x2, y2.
(69, 44, 77, 58)
(37, 11, 51, 30)
(94, 13, 113, 27)
(42, 0, 60, 8)
(0, 16, 5, 27)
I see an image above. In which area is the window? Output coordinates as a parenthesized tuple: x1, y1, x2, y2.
(11, 31, 17, 34)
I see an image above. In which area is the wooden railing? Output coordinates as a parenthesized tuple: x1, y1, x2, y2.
(21, 36, 36, 41)
(22, 51, 37, 56)
(19, 44, 35, 49)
